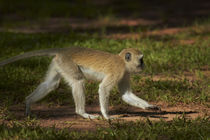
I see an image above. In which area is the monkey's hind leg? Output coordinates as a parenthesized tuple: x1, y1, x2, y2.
(25, 61, 61, 116)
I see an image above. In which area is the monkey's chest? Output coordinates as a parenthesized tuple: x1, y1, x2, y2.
(79, 66, 105, 81)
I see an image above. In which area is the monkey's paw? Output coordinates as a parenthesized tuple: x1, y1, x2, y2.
(80, 113, 100, 119)
(107, 116, 118, 120)
(146, 105, 161, 111)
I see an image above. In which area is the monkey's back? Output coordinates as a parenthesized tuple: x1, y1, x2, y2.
(60, 47, 126, 79)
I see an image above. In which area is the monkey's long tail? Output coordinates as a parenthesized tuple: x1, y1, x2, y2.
(0, 48, 64, 67)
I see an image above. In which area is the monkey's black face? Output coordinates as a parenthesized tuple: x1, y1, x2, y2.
(135, 56, 144, 73)
(137, 57, 144, 69)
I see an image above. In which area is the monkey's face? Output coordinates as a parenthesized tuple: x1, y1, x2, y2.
(119, 48, 144, 73)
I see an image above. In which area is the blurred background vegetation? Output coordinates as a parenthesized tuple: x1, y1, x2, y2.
(0, 0, 210, 25)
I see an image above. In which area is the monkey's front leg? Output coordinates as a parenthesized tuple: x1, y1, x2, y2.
(98, 78, 115, 120)
(98, 85, 111, 119)
(72, 80, 100, 119)
(118, 74, 160, 111)
(122, 91, 161, 111)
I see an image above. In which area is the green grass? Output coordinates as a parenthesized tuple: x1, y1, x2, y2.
(0, 117, 209, 140)
(0, 28, 209, 106)
(132, 78, 209, 104)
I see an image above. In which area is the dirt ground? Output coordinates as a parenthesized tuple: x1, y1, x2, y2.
(1, 102, 208, 131)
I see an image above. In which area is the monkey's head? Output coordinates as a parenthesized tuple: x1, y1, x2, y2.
(119, 48, 144, 73)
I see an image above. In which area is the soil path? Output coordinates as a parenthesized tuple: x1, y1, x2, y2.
(4, 102, 209, 131)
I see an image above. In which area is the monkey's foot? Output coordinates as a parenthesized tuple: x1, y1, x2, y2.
(79, 113, 100, 119)
(101, 114, 117, 120)
(146, 105, 161, 111)
(107, 116, 118, 120)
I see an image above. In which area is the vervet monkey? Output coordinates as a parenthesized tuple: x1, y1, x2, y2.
(0, 47, 160, 119)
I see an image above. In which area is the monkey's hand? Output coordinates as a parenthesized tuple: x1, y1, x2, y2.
(146, 105, 161, 111)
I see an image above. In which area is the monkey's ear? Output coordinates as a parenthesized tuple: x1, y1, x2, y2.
(125, 52, 131, 62)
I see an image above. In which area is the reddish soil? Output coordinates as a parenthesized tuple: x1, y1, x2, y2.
(1, 102, 209, 131)
(106, 27, 185, 39)
(0, 18, 161, 34)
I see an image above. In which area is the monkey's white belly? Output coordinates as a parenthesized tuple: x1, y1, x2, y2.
(79, 66, 105, 81)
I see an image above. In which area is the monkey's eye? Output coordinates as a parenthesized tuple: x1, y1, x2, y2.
(125, 52, 131, 62)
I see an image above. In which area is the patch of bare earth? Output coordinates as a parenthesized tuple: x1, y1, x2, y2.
(0, 18, 161, 34)
(0, 17, 192, 40)
(0, 102, 209, 131)
(1, 17, 190, 40)
(106, 27, 185, 39)
(2, 17, 209, 41)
